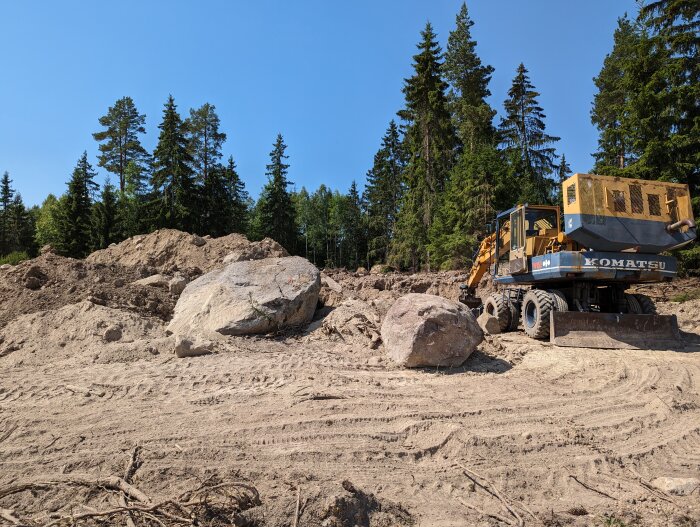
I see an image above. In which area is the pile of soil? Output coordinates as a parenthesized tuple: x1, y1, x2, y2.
(86, 228, 287, 275)
(0, 253, 175, 328)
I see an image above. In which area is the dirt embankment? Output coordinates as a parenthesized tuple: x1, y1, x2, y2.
(1, 234, 698, 526)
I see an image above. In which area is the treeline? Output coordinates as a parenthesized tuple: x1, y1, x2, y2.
(1, 1, 697, 271)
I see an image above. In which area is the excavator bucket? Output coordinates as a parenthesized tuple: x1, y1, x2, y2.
(550, 312, 682, 350)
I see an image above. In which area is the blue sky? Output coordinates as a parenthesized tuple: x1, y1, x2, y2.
(0, 0, 639, 206)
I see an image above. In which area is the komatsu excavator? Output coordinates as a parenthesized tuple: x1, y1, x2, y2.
(460, 173, 696, 348)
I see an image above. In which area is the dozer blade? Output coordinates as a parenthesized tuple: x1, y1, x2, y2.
(550, 312, 682, 350)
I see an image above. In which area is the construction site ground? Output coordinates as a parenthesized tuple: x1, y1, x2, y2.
(1, 235, 698, 526)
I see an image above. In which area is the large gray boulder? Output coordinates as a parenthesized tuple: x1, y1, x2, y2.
(167, 256, 320, 336)
(381, 293, 483, 368)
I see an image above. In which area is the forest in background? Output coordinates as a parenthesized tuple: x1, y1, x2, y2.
(1, 0, 698, 271)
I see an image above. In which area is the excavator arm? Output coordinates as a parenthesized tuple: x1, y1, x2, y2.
(460, 221, 511, 307)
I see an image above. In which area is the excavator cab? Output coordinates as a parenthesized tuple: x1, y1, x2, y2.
(508, 205, 560, 275)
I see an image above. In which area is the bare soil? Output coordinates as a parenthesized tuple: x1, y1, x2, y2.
(1, 245, 699, 526)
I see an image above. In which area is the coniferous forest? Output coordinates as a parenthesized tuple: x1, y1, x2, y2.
(1, 1, 698, 270)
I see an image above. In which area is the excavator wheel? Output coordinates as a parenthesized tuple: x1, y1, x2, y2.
(522, 289, 554, 339)
(507, 301, 520, 331)
(625, 293, 643, 314)
(483, 293, 514, 333)
(633, 293, 658, 314)
(548, 289, 569, 312)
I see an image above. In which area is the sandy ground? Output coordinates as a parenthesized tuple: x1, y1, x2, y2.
(1, 305, 699, 526)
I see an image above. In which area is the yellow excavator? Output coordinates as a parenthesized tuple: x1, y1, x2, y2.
(460, 173, 696, 348)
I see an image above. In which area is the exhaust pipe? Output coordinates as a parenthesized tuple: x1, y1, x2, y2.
(666, 218, 696, 232)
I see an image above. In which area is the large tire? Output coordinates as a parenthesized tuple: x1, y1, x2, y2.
(483, 293, 513, 333)
(633, 293, 657, 314)
(521, 289, 554, 339)
(507, 300, 520, 331)
(625, 293, 643, 314)
(548, 289, 569, 312)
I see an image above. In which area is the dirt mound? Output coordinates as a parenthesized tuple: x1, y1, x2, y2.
(0, 301, 168, 366)
(86, 229, 288, 275)
(0, 253, 176, 328)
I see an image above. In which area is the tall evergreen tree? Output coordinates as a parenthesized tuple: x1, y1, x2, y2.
(8, 194, 36, 255)
(92, 179, 118, 250)
(225, 156, 249, 234)
(57, 152, 98, 257)
(499, 63, 560, 204)
(93, 96, 149, 192)
(364, 120, 406, 264)
(0, 172, 14, 255)
(554, 153, 572, 207)
(343, 181, 366, 269)
(591, 17, 642, 173)
(186, 103, 227, 233)
(443, 2, 496, 151)
(151, 95, 196, 231)
(256, 134, 297, 251)
(392, 22, 457, 269)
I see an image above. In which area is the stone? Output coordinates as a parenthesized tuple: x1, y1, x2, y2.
(173, 334, 213, 358)
(650, 477, 700, 496)
(40, 244, 55, 255)
(370, 264, 392, 275)
(168, 275, 188, 296)
(103, 325, 123, 342)
(381, 293, 483, 368)
(321, 274, 343, 293)
(0, 264, 11, 271)
(191, 234, 206, 247)
(355, 267, 368, 276)
(24, 276, 42, 290)
(321, 299, 381, 349)
(477, 312, 501, 335)
(168, 256, 320, 336)
(114, 278, 126, 288)
(222, 237, 288, 264)
(132, 274, 169, 289)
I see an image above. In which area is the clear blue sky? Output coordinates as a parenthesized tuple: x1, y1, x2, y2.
(0, 0, 639, 206)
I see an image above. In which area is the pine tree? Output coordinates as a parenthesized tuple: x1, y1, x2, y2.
(57, 152, 99, 257)
(591, 17, 642, 174)
(116, 160, 147, 239)
(343, 181, 365, 269)
(93, 96, 149, 192)
(0, 172, 14, 255)
(186, 103, 227, 233)
(443, 2, 496, 151)
(151, 95, 196, 232)
(392, 22, 457, 269)
(92, 179, 118, 250)
(499, 63, 560, 204)
(554, 154, 572, 207)
(256, 134, 297, 251)
(8, 194, 36, 256)
(364, 120, 405, 264)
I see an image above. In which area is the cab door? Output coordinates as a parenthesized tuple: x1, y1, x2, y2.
(509, 207, 528, 274)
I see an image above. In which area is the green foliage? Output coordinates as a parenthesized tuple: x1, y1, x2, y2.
(92, 179, 118, 250)
(392, 22, 457, 269)
(364, 120, 405, 265)
(93, 96, 149, 192)
(671, 287, 700, 302)
(151, 95, 196, 232)
(0, 171, 15, 254)
(0, 251, 29, 266)
(55, 152, 99, 257)
(499, 63, 560, 205)
(35, 194, 64, 248)
(254, 134, 298, 252)
(676, 244, 700, 277)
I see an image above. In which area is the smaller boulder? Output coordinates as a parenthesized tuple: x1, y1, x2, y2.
(321, 274, 343, 293)
(477, 312, 501, 335)
(370, 264, 392, 275)
(24, 276, 42, 290)
(355, 267, 368, 276)
(381, 293, 483, 368)
(40, 244, 55, 255)
(103, 325, 123, 343)
(132, 274, 169, 289)
(191, 234, 206, 247)
(168, 274, 188, 296)
(651, 477, 699, 496)
(0, 264, 11, 271)
(174, 334, 213, 358)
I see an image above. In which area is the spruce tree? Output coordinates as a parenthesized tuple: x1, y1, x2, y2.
(256, 134, 297, 251)
(57, 152, 99, 257)
(225, 156, 249, 234)
(499, 63, 560, 204)
(343, 181, 365, 269)
(443, 2, 496, 151)
(554, 154, 572, 208)
(92, 179, 118, 250)
(93, 96, 149, 192)
(392, 22, 457, 269)
(364, 120, 405, 264)
(0, 172, 14, 255)
(8, 194, 36, 256)
(591, 17, 642, 174)
(151, 95, 196, 232)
